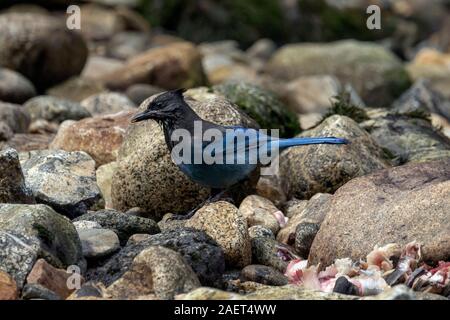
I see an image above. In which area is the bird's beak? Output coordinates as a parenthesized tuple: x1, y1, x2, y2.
(131, 110, 162, 123)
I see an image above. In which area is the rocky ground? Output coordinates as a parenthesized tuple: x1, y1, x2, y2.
(0, 0, 449, 300)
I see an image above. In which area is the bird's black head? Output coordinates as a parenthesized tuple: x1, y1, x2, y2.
(131, 88, 188, 124)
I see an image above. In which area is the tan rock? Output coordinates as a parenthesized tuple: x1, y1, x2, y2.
(96, 161, 118, 209)
(0, 271, 18, 300)
(239, 195, 283, 234)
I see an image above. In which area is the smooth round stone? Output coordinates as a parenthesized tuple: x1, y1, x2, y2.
(78, 228, 120, 259)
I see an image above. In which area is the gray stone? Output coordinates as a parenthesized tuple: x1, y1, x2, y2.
(240, 265, 288, 286)
(0, 68, 36, 104)
(0, 102, 30, 133)
(24, 96, 90, 123)
(80, 92, 136, 116)
(251, 237, 298, 273)
(78, 228, 120, 259)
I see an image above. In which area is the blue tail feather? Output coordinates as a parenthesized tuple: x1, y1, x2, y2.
(278, 137, 349, 149)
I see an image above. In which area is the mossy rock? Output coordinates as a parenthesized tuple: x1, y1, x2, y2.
(213, 82, 300, 137)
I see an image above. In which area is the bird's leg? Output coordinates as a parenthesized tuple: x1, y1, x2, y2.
(167, 188, 230, 221)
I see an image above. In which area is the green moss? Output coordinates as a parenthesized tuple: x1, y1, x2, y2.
(213, 82, 301, 137)
(323, 93, 369, 123)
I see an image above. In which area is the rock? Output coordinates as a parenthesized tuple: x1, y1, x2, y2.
(239, 195, 283, 234)
(73, 209, 160, 245)
(78, 228, 120, 259)
(0, 12, 87, 91)
(100, 42, 206, 90)
(392, 79, 450, 121)
(0, 122, 13, 141)
(79, 4, 126, 41)
(28, 119, 59, 134)
(186, 201, 251, 268)
(246, 39, 276, 61)
(213, 81, 300, 137)
(255, 175, 286, 207)
(251, 237, 297, 272)
(24, 96, 91, 124)
(279, 115, 390, 199)
(96, 161, 117, 209)
(80, 92, 136, 116)
(0, 102, 30, 133)
(277, 193, 331, 249)
(0, 148, 34, 204)
(21, 283, 61, 300)
(361, 114, 450, 164)
(0, 204, 83, 287)
(19, 150, 102, 218)
(50, 111, 133, 167)
(86, 228, 225, 286)
(240, 265, 288, 286)
(73, 220, 102, 231)
(111, 89, 257, 217)
(66, 282, 107, 300)
(107, 31, 151, 60)
(5, 133, 53, 152)
(26, 258, 81, 299)
(280, 75, 341, 114)
(309, 159, 450, 266)
(47, 77, 106, 103)
(106, 246, 200, 299)
(267, 40, 411, 106)
(248, 225, 275, 240)
(0, 271, 18, 300)
(365, 284, 448, 300)
(283, 198, 309, 218)
(125, 84, 164, 106)
(81, 56, 124, 80)
(0, 68, 36, 104)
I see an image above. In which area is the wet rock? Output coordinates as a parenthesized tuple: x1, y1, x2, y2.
(186, 201, 251, 268)
(87, 228, 225, 286)
(74, 209, 160, 245)
(5, 134, 53, 152)
(0, 12, 87, 91)
(0, 271, 18, 300)
(0, 68, 36, 104)
(0, 148, 34, 204)
(24, 96, 91, 124)
(251, 237, 297, 272)
(96, 161, 117, 209)
(47, 77, 106, 103)
(125, 84, 164, 106)
(50, 111, 133, 167)
(19, 150, 102, 218)
(361, 114, 450, 164)
(0, 204, 83, 287)
(21, 283, 61, 300)
(213, 81, 300, 137)
(267, 40, 411, 105)
(106, 246, 200, 299)
(80, 92, 136, 116)
(81, 56, 124, 81)
(26, 258, 81, 299)
(100, 42, 206, 90)
(309, 159, 450, 266)
(277, 193, 331, 247)
(111, 89, 257, 217)
(240, 265, 288, 286)
(279, 115, 389, 199)
(248, 225, 275, 240)
(239, 195, 283, 234)
(78, 228, 120, 259)
(0, 102, 30, 133)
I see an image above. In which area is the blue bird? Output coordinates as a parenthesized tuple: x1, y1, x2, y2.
(131, 89, 348, 219)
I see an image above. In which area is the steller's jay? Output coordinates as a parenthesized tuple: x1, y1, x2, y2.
(131, 89, 348, 219)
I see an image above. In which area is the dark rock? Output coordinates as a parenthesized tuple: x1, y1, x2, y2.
(21, 283, 61, 300)
(0, 102, 30, 133)
(240, 265, 288, 286)
(0, 68, 36, 104)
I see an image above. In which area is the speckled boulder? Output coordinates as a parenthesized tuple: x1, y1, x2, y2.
(50, 111, 133, 167)
(0, 12, 88, 90)
(186, 201, 251, 268)
(100, 42, 206, 90)
(251, 237, 297, 272)
(19, 150, 102, 218)
(95, 161, 117, 209)
(240, 265, 288, 286)
(87, 228, 225, 287)
(309, 159, 450, 266)
(238, 195, 282, 235)
(80, 92, 136, 116)
(106, 246, 200, 299)
(0, 204, 83, 288)
(213, 82, 300, 137)
(111, 89, 257, 218)
(0, 68, 36, 104)
(279, 115, 390, 199)
(0, 148, 34, 204)
(24, 96, 91, 124)
(266, 40, 410, 105)
(0, 102, 30, 133)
